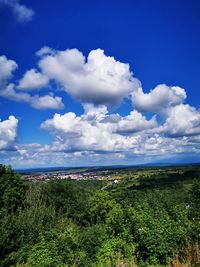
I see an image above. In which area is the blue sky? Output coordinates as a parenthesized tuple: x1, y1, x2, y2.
(0, 0, 200, 168)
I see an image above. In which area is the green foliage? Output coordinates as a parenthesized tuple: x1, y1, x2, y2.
(88, 190, 119, 224)
(0, 164, 25, 211)
(190, 180, 200, 214)
(80, 223, 110, 261)
(0, 164, 200, 266)
(96, 237, 135, 265)
(39, 180, 92, 225)
(26, 238, 63, 267)
(26, 218, 85, 267)
(130, 192, 190, 265)
(189, 180, 200, 241)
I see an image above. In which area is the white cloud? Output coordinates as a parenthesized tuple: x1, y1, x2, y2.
(0, 0, 34, 22)
(0, 55, 64, 110)
(3, 130, 200, 168)
(161, 104, 200, 137)
(18, 68, 49, 90)
(30, 94, 64, 110)
(0, 115, 18, 150)
(115, 111, 157, 135)
(41, 107, 157, 153)
(38, 48, 140, 106)
(132, 84, 186, 112)
(0, 55, 17, 86)
(1, 48, 200, 167)
(36, 46, 54, 57)
(0, 143, 134, 168)
(0, 83, 64, 110)
(37, 102, 200, 166)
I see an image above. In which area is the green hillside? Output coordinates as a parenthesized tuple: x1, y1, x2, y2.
(0, 164, 200, 266)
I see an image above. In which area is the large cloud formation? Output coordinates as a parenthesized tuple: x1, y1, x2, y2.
(1, 47, 200, 167)
(40, 103, 200, 156)
(38, 48, 140, 106)
(41, 105, 157, 153)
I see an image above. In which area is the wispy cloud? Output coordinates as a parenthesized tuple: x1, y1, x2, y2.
(0, 0, 34, 22)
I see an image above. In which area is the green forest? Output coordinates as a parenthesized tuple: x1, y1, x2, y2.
(0, 164, 200, 267)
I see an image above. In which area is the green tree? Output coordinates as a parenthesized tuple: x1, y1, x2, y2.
(0, 164, 25, 211)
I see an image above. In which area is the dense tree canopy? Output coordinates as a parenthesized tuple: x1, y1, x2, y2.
(0, 164, 25, 211)
(0, 164, 199, 266)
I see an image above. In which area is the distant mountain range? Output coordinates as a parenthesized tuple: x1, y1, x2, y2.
(15, 162, 200, 174)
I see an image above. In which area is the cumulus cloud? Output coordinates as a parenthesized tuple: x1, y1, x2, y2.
(0, 55, 64, 110)
(38, 99, 200, 164)
(115, 111, 157, 135)
(161, 104, 200, 137)
(1, 47, 200, 167)
(0, 55, 17, 86)
(41, 106, 157, 153)
(132, 84, 186, 112)
(3, 129, 200, 168)
(0, 115, 18, 150)
(0, 0, 34, 22)
(18, 69, 49, 90)
(38, 48, 140, 106)
(30, 94, 64, 110)
(0, 84, 64, 109)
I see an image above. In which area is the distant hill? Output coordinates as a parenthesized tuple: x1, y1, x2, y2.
(15, 162, 200, 174)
